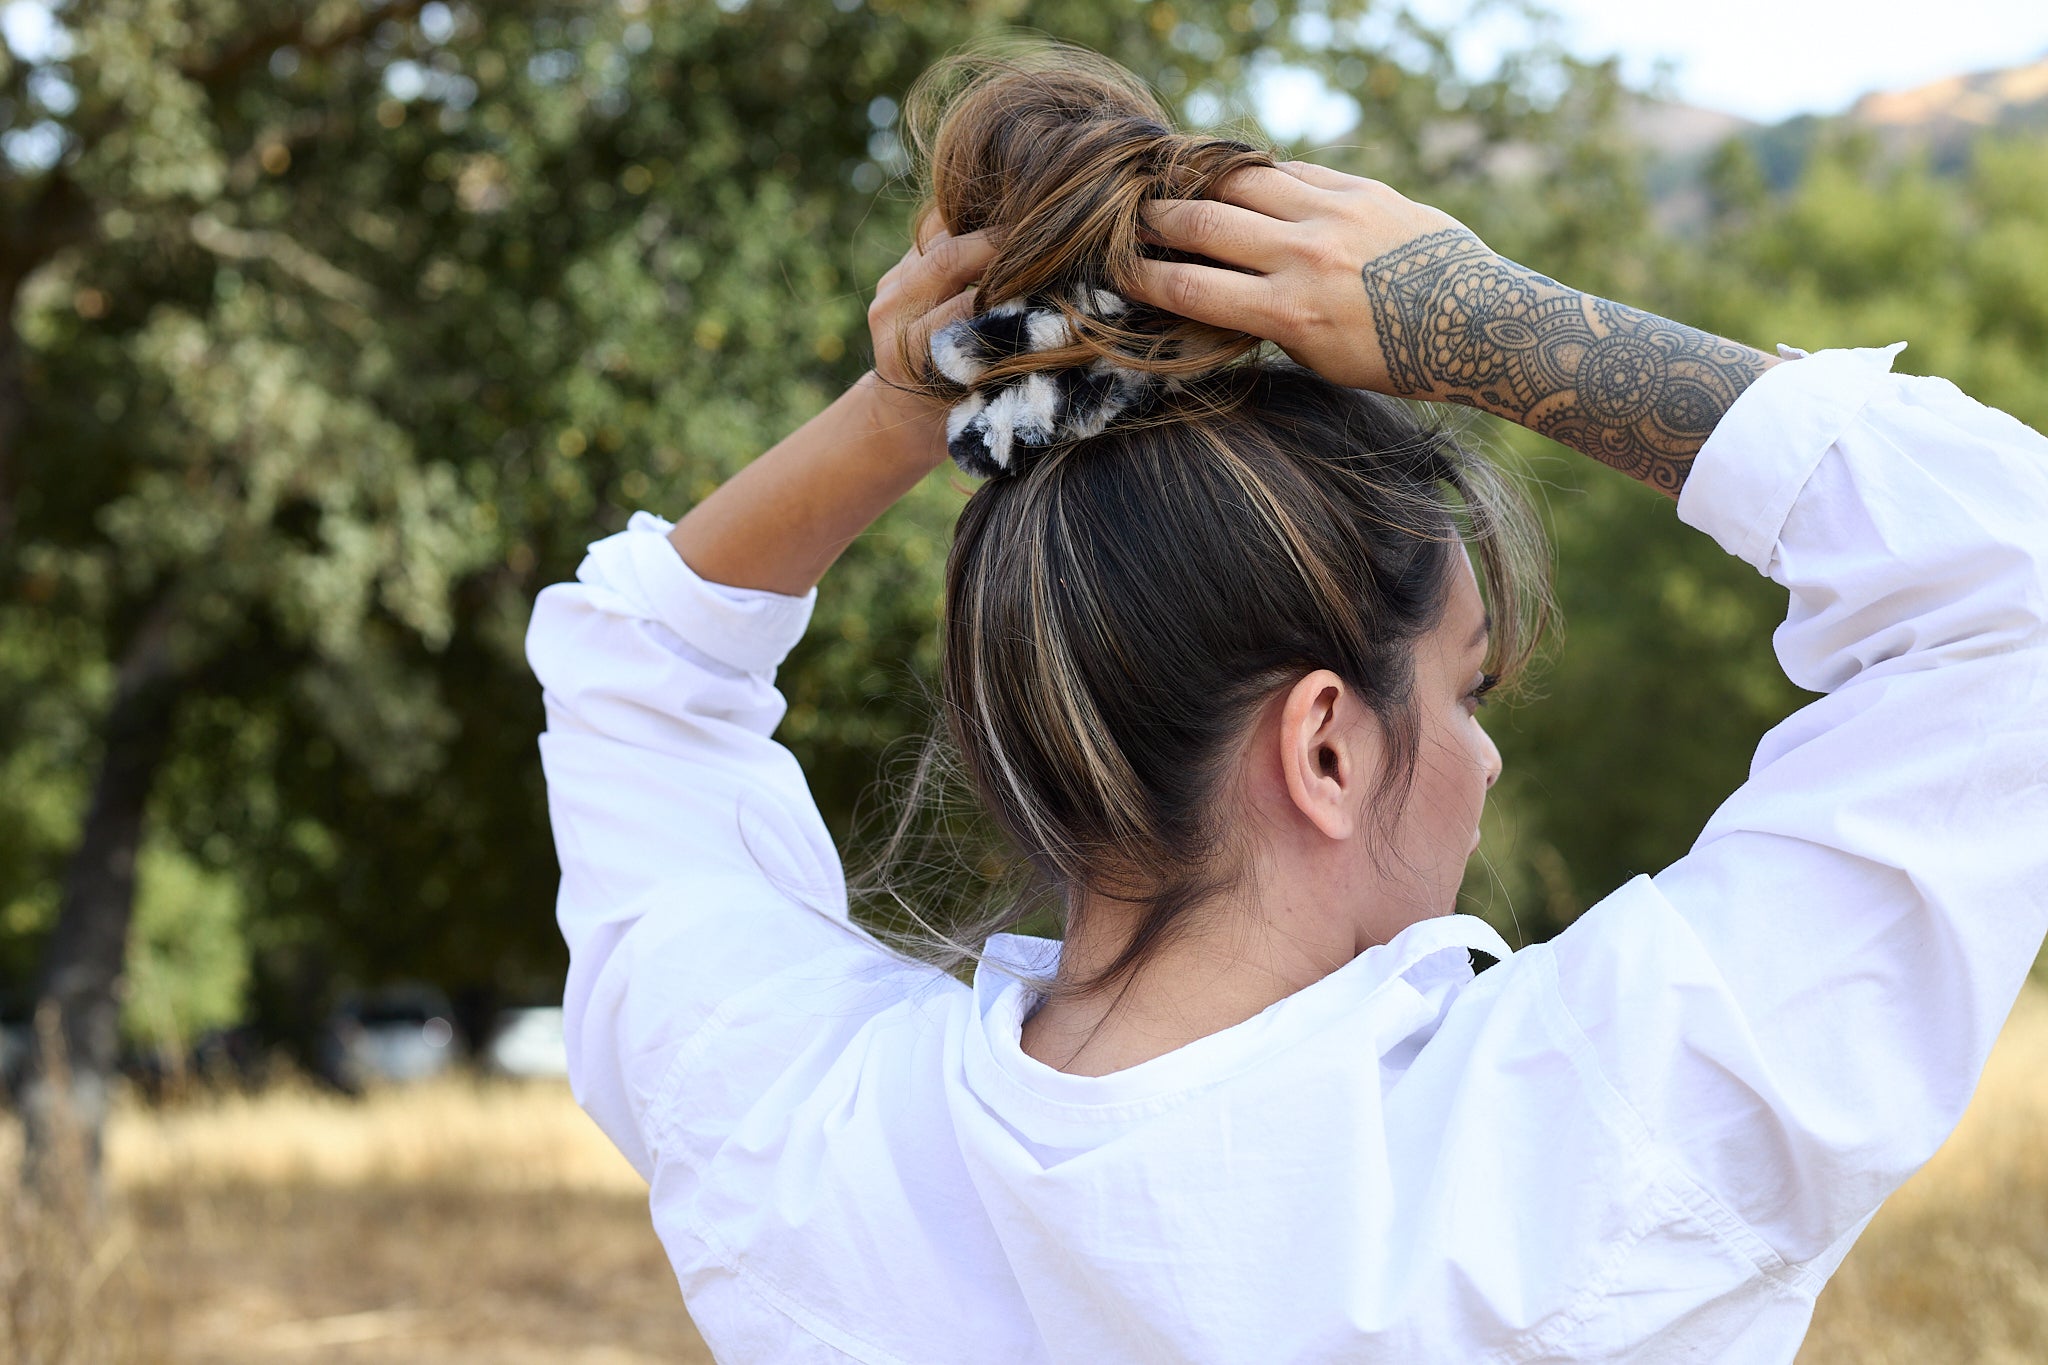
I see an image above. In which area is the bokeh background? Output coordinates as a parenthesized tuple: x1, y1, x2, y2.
(2, 1, 2045, 1360)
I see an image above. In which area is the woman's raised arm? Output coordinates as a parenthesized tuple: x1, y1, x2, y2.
(525, 225, 991, 1177)
(1125, 162, 1779, 497)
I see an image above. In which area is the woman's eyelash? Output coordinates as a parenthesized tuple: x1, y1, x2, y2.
(1471, 672, 1501, 707)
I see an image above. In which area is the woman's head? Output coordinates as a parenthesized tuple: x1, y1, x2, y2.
(891, 42, 1549, 996)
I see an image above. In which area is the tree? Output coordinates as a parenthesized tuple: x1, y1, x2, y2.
(7, 0, 499, 1176)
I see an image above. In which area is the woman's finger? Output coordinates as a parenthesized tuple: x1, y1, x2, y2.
(1202, 164, 1326, 221)
(919, 284, 981, 339)
(910, 229, 998, 301)
(1276, 159, 1371, 193)
(876, 285, 982, 388)
(1123, 257, 1280, 336)
(1139, 198, 1296, 272)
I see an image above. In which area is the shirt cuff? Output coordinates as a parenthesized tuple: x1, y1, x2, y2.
(584, 510, 818, 675)
(1676, 342, 1908, 573)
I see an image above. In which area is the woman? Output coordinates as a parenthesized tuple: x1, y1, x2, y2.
(527, 46, 2048, 1363)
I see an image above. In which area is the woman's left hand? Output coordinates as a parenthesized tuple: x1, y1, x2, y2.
(867, 221, 999, 394)
(1124, 161, 1773, 497)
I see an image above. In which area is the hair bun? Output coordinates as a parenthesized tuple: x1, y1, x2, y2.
(931, 289, 1169, 478)
(897, 39, 1277, 455)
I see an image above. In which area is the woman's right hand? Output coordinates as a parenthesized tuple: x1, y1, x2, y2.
(1124, 162, 1476, 397)
(1128, 161, 1775, 498)
(667, 219, 998, 594)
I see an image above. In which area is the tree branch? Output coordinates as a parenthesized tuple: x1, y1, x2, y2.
(189, 212, 377, 310)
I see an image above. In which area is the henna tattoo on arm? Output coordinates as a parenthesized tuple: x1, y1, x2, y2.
(1362, 230, 1774, 495)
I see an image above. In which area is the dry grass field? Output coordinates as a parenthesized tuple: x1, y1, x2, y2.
(4, 1080, 710, 1364)
(5, 987, 2047, 1363)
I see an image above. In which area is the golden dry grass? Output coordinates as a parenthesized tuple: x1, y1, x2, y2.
(3, 1077, 707, 1364)
(1, 1110, 161, 1365)
(3, 988, 2045, 1363)
(103, 1075, 651, 1195)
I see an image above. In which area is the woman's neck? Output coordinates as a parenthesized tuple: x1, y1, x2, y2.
(1018, 883, 1364, 1076)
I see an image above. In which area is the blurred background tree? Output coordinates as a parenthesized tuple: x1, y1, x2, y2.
(3, 0, 2040, 1181)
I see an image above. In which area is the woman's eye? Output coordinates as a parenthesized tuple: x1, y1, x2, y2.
(1467, 672, 1501, 710)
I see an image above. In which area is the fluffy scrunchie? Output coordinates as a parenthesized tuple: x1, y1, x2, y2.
(929, 288, 1166, 479)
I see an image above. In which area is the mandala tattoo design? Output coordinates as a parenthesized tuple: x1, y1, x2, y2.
(1362, 230, 1772, 493)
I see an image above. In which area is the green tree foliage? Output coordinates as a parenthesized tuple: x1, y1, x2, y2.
(1692, 133, 2048, 432)
(121, 841, 247, 1050)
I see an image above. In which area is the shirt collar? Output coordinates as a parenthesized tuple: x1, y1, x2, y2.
(963, 913, 1514, 1115)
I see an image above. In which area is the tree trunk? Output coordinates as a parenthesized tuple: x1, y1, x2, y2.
(0, 172, 93, 556)
(17, 599, 183, 1193)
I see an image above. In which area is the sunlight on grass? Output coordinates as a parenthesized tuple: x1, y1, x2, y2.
(103, 1074, 647, 1194)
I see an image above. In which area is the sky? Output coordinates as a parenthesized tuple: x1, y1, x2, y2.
(1469, 0, 2048, 121)
(1257, 0, 2048, 141)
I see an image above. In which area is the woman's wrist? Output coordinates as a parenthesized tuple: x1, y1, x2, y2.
(1358, 232, 1776, 498)
(850, 368, 952, 475)
(667, 371, 952, 596)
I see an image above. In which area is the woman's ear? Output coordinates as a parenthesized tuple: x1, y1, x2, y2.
(1277, 670, 1376, 841)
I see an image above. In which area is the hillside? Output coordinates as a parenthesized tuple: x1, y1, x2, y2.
(1854, 55, 2048, 139)
(1638, 53, 2048, 229)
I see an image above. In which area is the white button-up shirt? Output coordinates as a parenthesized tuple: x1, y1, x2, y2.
(527, 345, 2048, 1363)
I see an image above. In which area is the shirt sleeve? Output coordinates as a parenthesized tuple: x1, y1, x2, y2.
(525, 511, 915, 1179)
(1543, 345, 2048, 1268)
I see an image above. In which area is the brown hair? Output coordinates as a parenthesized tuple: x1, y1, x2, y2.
(891, 40, 1268, 389)
(865, 40, 1550, 999)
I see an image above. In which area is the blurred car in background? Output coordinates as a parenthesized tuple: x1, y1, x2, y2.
(2, 990, 569, 1099)
(484, 1006, 569, 1078)
(325, 985, 458, 1088)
